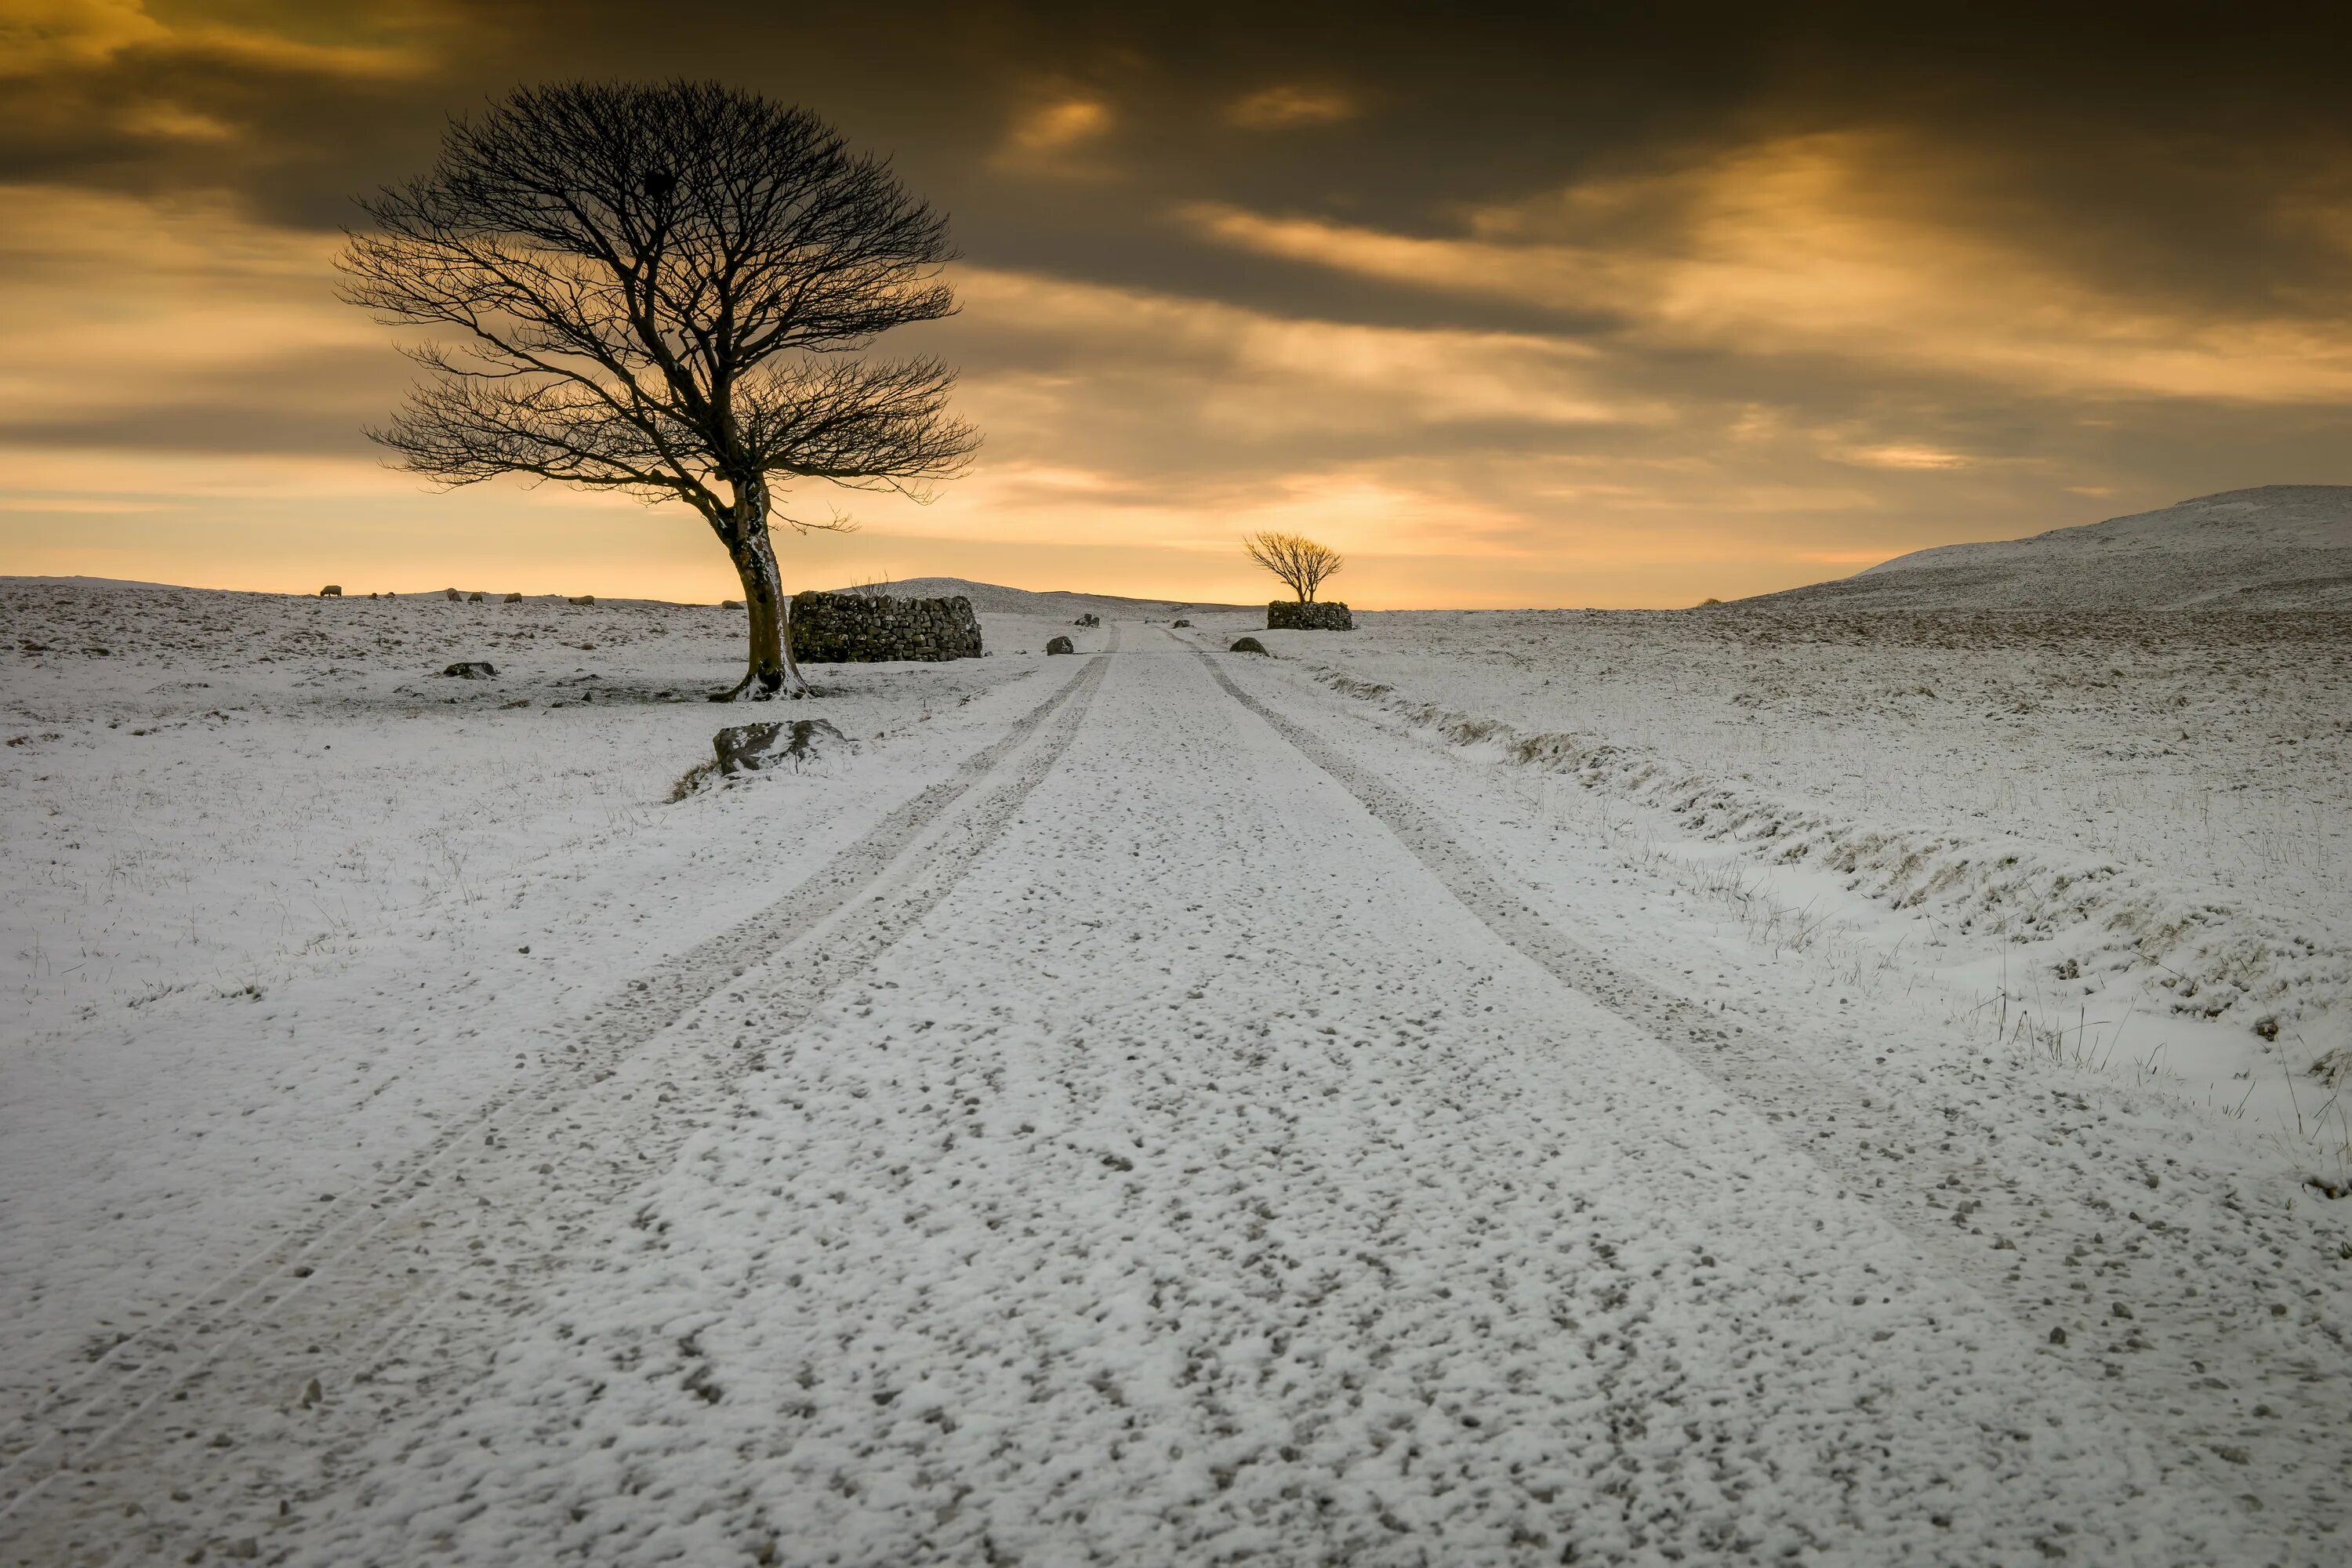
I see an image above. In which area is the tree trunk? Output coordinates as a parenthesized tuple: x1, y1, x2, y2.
(713, 476, 811, 701)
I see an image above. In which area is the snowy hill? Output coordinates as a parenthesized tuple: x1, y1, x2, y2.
(1751, 485, 2352, 610)
(822, 576, 1252, 619)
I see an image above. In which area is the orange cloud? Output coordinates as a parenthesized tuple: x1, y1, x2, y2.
(993, 93, 1116, 176)
(0, 186, 379, 420)
(1834, 445, 1974, 470)
(949, 265, 1669, 436)
(0, 0, 432, 80)
(1227, 84, 1356, 129)
(1189, 132, 2352, 404)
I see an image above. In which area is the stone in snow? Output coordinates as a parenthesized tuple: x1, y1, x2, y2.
(441, 662, 497, 680)
(713, 718, 855, 775)
(1046, 636, 1076, 655)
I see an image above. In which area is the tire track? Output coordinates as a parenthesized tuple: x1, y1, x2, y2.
(1196, 637, 2344, 1566)
(0, 645, 1114, 1550)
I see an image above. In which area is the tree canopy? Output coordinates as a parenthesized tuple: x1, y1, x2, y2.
(340, 81, 978, 696)
(1244, 532, 1345, 602)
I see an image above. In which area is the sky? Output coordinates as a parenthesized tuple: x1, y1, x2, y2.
(2, 2, 2349, 608)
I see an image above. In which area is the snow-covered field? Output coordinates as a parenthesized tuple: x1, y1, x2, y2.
(4, 579, 2348, 1565)
(1240, 606, 2352, 1115)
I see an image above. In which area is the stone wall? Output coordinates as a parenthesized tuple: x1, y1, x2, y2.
(1267, 600, 1354, 631)
(789, 591, 984, 663)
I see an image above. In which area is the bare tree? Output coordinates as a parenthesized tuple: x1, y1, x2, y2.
(1243, 531, 1345, 602)
(340, 82, 978, 699)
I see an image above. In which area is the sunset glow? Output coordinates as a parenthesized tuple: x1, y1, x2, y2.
(2, 4, 2347, 604)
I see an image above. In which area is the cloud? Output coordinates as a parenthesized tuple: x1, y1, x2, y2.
(992, 93, 1116, 177)
(1226, 84, 1356, 130)
(1835, 445, 1974, 470)
(4, 9, 2349, 607)
(1007, 96, 1110, 153)
(1187, 132, 2352, 405)
(0, 0, 431, 80)
(0, 186, 383, 420)
(946, 265, 1666, 445)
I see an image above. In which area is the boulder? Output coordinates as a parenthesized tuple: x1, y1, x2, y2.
(722, 598, 744, 610)
(467, 591, 485, 603)
(441, 661, 497, 679)
(318, 585, 342, 597)
(568, 594, 596, 606)
(1171, 619, 1192, 628)
(714, 717, 854, 775)
(1045, 635, 1076, 655)
(1229, 636, 1269, 655)
(1074, 612, 1101, 626)
(503, 591, 524, 603)
(1266, 601, 1352, 631)
(444, 588, 461, 601)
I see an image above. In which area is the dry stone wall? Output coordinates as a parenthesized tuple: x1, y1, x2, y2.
(789, 591, 984, 663)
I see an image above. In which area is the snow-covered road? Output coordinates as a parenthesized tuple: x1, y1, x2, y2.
(5, 626, 2336, 1564)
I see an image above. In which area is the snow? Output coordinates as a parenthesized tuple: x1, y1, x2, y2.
(4, 579, 2349, 1565)
(1258, 604, 2352, 1116)
(1755, 485, 2352, 611)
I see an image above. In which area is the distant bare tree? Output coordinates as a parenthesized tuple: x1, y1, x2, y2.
(340, 82, 978, 699)
(1244, 532, 1345, 602)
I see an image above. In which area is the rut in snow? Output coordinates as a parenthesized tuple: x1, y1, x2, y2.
(1197, 636, 2349, 1562)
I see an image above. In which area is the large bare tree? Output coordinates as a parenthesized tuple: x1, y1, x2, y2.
(340, 82, 978, 699)
(1244, 531, 1345, 602)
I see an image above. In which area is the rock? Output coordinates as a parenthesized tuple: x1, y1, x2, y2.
(2049, 1326, 2067, 1345)
(467, 592, 485, 603)
(1171, 619, 1192, 628)
(1045, 636, 1076, 655)
(441, 662, 497, 679)
(318, 585, 341, 597)
(444, 588, 461, 601)
(713, 718, 855, 775)
(722, 599, 744, 610)
(567, 594, 596, 606)
(503, 591, 524, 604)
(1266, 600, 1353, 631)
(1074, 613, 1101, 626)
(1229, 636, 1269, 654)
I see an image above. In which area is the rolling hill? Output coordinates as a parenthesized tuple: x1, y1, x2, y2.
(1748, 485, 2352, 611)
